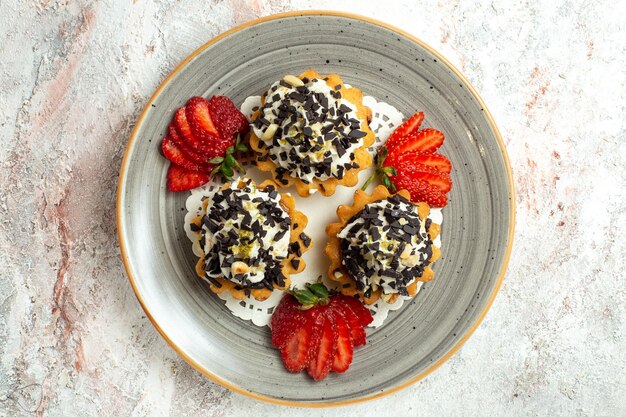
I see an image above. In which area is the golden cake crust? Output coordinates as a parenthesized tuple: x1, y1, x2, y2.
(325, 185, 441, 304)
(191, 179, 310, 301)
(249, 69, 375, 197)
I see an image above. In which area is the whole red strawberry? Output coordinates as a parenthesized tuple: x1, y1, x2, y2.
(160, 96, 249, 192)
(271, 283, 373, 381)
(363, 112, 453, 207)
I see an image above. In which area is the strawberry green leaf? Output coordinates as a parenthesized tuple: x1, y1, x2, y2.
(220, 165, 234, 179)
(224, 154, 236, 168)
(307, 283, 329, 300)
(292, 289, 318, 306)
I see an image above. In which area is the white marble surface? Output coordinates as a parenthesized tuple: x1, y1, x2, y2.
(1, 0, 625, 415)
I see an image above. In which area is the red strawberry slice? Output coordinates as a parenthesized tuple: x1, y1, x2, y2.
(174, 107, 212, 153)
(385, 112, 424, 149)
(161, 136, 210, 173)
(306, 311, 326, 363)
(390, 152, 452, 174)
(271, 295, 309, 349)
(206, 139, 233, 161)
(168, 124, 209, 165)
(207, 96, 249, 140)
(166, 164, 210, 192)
(307, 312, 337, 381)
(186, 97, 221, 143)
(392, 174, 448, 207)
(388, 128, 445, 156)
(330, 298, 367, 347)
(280, 324, 313, 372)
(340, 295, 374, 327)
(396, 163, 453, 193)
(331, 310, 354, 373)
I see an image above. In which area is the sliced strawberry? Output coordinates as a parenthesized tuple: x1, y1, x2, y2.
(392, 174, 448, 207)
(166, 164, 210, 192)
(385, 112, 424, 149)
(174, 107, 212, 153)
(389, 152, 452, 174)
(306, 311, 326, 363)
(387, 128, 445, 156)
(330, 299, 367, 347)
(168, 124, 210, 165)
(340, 295, 374, 327)
(280, 324, 313, 372)
(364, 110, 452, 207)
(271, 284, 370, 380)
(271, 295, 309, 349)
(307, 312, 337, 381)
(173, 107, 194, 144)
(206, 139, 233, 161)
(207, 96, 249, 140)
(396, 163, 452, 193)
(161, 136, 211, 173)
(186, 97, 221, 143)
(331, 310, 354, 373)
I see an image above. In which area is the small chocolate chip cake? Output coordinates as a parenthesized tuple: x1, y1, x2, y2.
(325, 185, 441, 304)
(250, 69, 375, 197)
(190, 177, 312, 301)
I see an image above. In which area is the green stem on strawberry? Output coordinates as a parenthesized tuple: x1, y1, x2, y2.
(360, 172, 377, 191)
(361, 147, 397, 192)
(209, 134, 248, 182)
(291, 282, 331, 310)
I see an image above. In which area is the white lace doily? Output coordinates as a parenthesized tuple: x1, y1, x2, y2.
(183, 94, 443, 328)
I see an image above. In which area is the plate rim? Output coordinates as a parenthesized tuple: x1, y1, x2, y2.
(116, 10, 516, 408)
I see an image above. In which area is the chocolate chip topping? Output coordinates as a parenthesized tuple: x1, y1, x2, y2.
(337, 196, 434, 295)
(198, 179, 292, 289)
(254, 77, 368, 182)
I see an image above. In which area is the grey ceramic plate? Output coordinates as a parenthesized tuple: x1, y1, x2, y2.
(117, 11, 514, 407)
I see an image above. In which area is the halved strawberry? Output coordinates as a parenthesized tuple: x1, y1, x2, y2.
(166, 164, 210, 192)
(161, 136, 210, 173)
(385, 112, 424, 149)
(331, 310, 354, 373)
(387, 128, 444, 156)
(186, 97, 220, 143)
(390, 152, 452, 174)
(168, 124, 209, 165)
(396, 163, 452, 193)
(207, 96, 249, 140)
(393, 175, 448, 207)
(271, 295, 308, 349)
(280, 324, 313, 372)
(307, 312, 337, 381)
